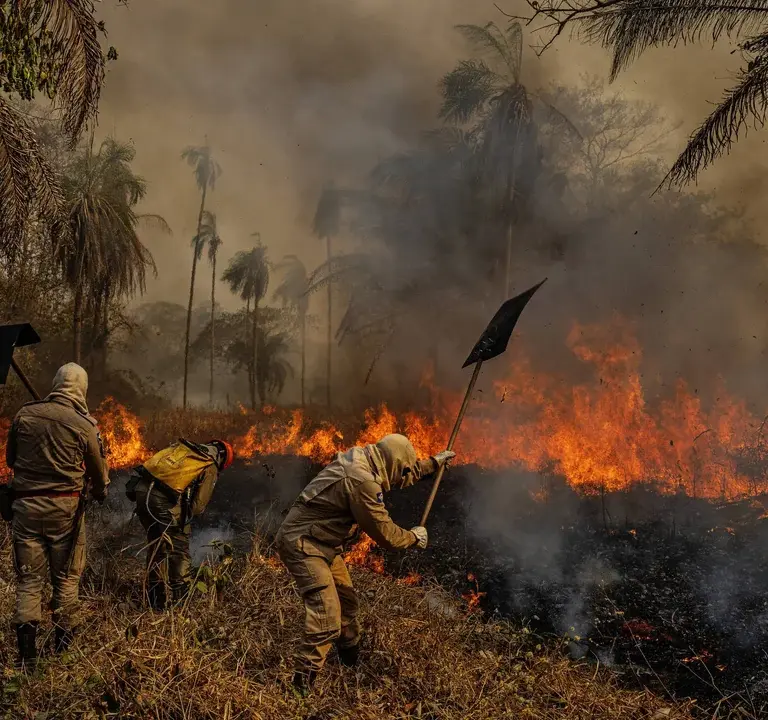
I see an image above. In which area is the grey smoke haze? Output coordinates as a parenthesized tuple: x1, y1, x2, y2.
(87, 1, 768, 411)
(94, 0, 768, 308)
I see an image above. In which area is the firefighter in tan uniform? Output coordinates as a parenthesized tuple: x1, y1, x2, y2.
(277, 433, 455, 693)
(126, 438, 234, 609)
(5, 363, 110, 670)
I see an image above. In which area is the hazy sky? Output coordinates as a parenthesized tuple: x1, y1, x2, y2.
(94, 0, 767, 311)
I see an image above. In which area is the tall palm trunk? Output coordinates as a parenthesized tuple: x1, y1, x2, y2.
(250, 298, 259, 410)
(300, 310, 306, 407)
(209, 251, 216, 406)
(73, 284, 84, 364)
(504, 122, 523, 299)
(183, 185, 207, 409)
(245, 297, 253, 404)
(326, 234, 332, 408)
(100, 291, 109, 379)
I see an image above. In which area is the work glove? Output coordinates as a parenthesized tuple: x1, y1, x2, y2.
(410, 526, 428, 549)
(432, 450, 456, 469)
(90, 488, 107, 504)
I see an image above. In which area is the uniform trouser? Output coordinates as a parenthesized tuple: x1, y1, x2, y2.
(278, 541, 361, 673)
(12, 496, 85, 628)
(134, 482, 190, 601)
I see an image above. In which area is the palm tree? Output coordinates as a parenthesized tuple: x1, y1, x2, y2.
(273, 255, 310, 406)
(440, 22, 577, 296)
(189, 210, 222, 406)
(222, 239, 269, 408)
(181, 141, 221, 409)
(206, 217, 223, 407)
(256, 327, 295, 405)
(518, 1, 768, 187)
(56, 137, 164, 364)
(0, 1, 112, 259)
(312, 184, 341, 408)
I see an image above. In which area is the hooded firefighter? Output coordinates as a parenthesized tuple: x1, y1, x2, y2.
(276, 433, 454, 694)
(126, 438, 234, 609)
(5, 363, 110, 670)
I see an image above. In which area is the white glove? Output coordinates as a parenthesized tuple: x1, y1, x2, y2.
(411, 526, 428, 549)
(432, 450, 456, 469)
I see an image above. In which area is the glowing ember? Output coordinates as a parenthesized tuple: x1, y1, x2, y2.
(682, 649, 714, 664)
(0, 417, 9, 484)
(462, 573, 486, 613)
(398, 571, 422, 586)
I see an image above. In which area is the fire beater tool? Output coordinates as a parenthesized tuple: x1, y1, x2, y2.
(0, 323, 42, 401)
(419, 279, 547, 527)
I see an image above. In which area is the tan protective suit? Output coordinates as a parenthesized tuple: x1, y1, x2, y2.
(6, 363, 109, 628)
(132, 444, 220, 607)
(276, 434, 437, 673)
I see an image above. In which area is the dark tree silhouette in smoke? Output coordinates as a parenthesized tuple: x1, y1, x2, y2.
(181, 141, 221, 409)
(55, 137, 164, 367)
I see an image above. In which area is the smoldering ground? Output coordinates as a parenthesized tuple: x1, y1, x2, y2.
(94, 457, 768, 705)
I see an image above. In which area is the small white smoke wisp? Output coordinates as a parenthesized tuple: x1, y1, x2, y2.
(191, 524, 236, 565)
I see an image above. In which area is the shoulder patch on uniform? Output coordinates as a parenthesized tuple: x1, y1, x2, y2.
(376, 491, 384, 504)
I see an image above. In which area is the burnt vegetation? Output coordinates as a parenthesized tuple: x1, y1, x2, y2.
(2, 4, 768, 719)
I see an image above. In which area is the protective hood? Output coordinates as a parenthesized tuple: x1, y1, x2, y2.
(46, 363, 89, 416)
(371, 434, 418, 491)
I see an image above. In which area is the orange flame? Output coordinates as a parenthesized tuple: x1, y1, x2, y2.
(344, 533, 385, 574)
(94, 397, 148, 469)
(0, 318, 764, 503)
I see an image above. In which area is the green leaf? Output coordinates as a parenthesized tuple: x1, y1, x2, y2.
(196, 581, 208, 594)
(3, 679, 20, 694)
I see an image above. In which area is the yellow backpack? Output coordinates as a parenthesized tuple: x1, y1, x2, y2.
(142, 439, 216, 493)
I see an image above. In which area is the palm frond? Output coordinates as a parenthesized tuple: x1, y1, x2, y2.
(56, 135, 156, 301)
(577, 1, 768, 80)
(222, 245, 269, 303)
(0, 97, 62, 257)
(272, 255, 309, 314)
(307, 253, 372, 293)
(662, 50, 768, 187)
(137, 213, 173, 235)
(313, 184, 341, 238)
(456, 22, 524, 81)
(41, 0, 106, 142)
(439, 60, 501, 123)
(181, 144, 222, 192)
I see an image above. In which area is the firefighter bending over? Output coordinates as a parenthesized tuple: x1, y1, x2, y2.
(5, 363, 110, 670)
(126, 438, 234, 609)
(276, 433, 455, 695)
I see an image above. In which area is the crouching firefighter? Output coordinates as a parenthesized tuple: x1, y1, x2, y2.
(3, 363, 110, 671)
(126, 439, 234, 609)
(276, 433, 455, 695)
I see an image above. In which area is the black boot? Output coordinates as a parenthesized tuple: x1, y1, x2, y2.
(15, 623, 37, 672)
(54, 625, 74, 654)
(147, 582, 167, 610)
(292, 669, 318, 698)
(337, 643, 360, 667)
(171, 581, 190, 606)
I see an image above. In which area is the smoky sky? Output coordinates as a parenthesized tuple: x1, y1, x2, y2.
(94, 1, 768, 313)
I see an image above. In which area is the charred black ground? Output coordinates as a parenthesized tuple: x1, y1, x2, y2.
(106, 457, 768, 715)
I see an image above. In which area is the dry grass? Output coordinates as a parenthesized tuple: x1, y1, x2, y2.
(0, 519, 703, 720)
